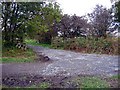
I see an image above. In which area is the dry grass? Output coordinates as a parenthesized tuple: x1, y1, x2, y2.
(51, 36, 119, 55)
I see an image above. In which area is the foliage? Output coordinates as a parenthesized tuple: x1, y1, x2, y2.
(88, 5, 113, 37)
(111, 74, 120, 79)
(39, 82, 50, 88)
(115, 1, 120, 22)
(51, 37, 64, 49)
(51, 37, 119, 55)
(1, 1, 61, 47)
(53, 14, 89, 39)
(1, 2, 46, 47)
(25, 39, 51, 48)
(26, 2, 62, 44)
(2, 47, 36, 63)
(77, 77, 109, 88)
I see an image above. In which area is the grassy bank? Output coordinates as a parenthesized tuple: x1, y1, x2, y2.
(51, 36, 119, 55)
(74, 77, 109, 88)
(2, 47, 36, 63)
(24, 37, 119, 55)
(2, 75, 118, 88)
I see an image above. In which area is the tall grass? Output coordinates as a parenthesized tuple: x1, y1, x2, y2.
(51, 36, 119, 55)
(2, 47, 36, 63)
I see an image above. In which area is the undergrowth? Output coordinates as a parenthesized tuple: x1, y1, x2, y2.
(2, 47, 36, 63)
(25, 39, 51, 48)
(51, 36, 119, 55)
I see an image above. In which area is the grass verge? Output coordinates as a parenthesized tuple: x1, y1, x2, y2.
(51, 36, 119, 55)
(2, 47, 36, 63)
(2, 75, 118, 88)
(25, 39, 51, 48)
(111, 74, 120, 79)
(26, 82, 50, 89)
(2, 82, 50, 89)
(73, 76, 109, 88)
(80, 77, 109, 88)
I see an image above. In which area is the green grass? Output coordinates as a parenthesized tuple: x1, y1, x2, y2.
(81, 77, 109, 88)
(25, 39, 51, 48)
(73, 76, 109, 89)
(2, 47, 36, 63)
(2, 57, 34, 63)
(27, 82, 50, 89)
(38, 82, 50, 88)
(111, 74, 120, 79)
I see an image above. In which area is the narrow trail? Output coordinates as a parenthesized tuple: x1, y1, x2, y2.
(1, 45, 119, 77)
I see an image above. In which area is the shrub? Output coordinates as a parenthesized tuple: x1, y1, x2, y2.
(35, 32, 52, 44)
(64, 38, 79, 50)
(51, 37, 64, 49)
(51, 36, 119, 55)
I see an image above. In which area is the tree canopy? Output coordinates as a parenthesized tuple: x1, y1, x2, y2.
(88, 5, 112, 37)
(1, 1, 62, 47)
(115, 1, 120, 22)
(1, 1, 118, 48)
(53, 14, 89, 38)
(26, 2, 62, 43)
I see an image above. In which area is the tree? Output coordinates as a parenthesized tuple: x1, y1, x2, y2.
(1, 2, 48, 47)
(53, 14, 89, 38)
(114, 0, 120, 22)
(71, 15, 88, 37)
(26, 2, 62, 44)
(88, 5, 112, 37)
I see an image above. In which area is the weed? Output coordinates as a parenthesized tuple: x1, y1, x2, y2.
(25, 39, 51, 48)
(2, 47, 36, 63)
(80, 77, 109, 88)
(73, 76, 109, 88)
(38, 82, 50, 88)
(111, 74, 120, 79)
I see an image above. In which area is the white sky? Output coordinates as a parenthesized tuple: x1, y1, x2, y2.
(56, 0, 112, 16)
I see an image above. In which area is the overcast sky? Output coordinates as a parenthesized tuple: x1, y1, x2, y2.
(56, 0, 112, 16)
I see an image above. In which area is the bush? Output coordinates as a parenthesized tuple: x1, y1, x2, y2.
(51, 37, 64, 49)
(64, 38, 80, 51)
(35, 32, 52, 44)
(51, 36, 119, 55)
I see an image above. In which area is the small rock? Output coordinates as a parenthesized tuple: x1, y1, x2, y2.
(36, 53, 50, 62)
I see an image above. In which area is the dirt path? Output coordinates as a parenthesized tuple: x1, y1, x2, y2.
(1, 45, 119, 77)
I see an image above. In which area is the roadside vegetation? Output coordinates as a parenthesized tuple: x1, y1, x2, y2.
(26, 82, 50, 89)
(25, 39, 51, 48)
(1, 80, 51, 89)
(2, 75, 118, 88)
(75, 77, 109, 88)
(25, 36, 119, 55)
(2, 47, 36, 63)
(51, 36, 119, 55)
(111, 74, 120, 79)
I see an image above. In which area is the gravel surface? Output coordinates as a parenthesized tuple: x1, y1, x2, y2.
(30, 45, 119, 77)
(1, 45, 119, 88)
(1, 45, 119, 77)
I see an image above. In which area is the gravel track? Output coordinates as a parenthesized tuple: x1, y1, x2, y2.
(1, 45, 119, 77)
(1, 45, 119, 87)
